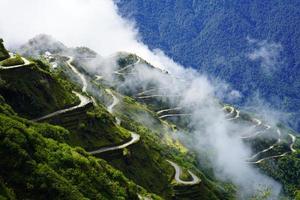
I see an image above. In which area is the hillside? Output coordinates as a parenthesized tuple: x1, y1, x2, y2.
(115, 0, 300, 132)
(0, 36, 299, 199)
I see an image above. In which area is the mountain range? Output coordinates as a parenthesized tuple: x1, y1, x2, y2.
(0, 35, 299, 199)
(115, 0, 300, 132)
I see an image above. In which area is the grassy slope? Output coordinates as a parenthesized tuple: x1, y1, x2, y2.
(102, 90, 233, 199)
(43, 102, 132, 151)
(0, 54, 24, 66)
(0, 100, 160, 200)
(0, 60, 78, 119)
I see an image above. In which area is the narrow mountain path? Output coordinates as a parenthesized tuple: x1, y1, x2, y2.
(222, 105, 234, 116)
(33, 91, 90, 122)
(156, 107, 182, 115)
(247, 129, 281, 161)
(227, 109, 240, 121)
(167, 160, 201, 185)
(89, 133, 140, 154)
(288, 133, 296, 153)
(0, 56, 31, 69)
(106, 89, 120, 113)
(88, 89, 140, 154)
(240, 121, 270, 139)
(159, 114, 192, 119)
(114, 57, 140, 75)
(66, 56, 87, 93)
(247, 129, 297, 164)
(33, 56, 92, 121)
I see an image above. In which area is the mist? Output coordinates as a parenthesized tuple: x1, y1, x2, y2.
(0, 0, 282, 198)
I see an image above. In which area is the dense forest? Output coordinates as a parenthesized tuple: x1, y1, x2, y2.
(116, 0, 300, 132)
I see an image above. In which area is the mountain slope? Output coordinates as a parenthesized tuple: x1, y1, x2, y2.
(116, 0, 300, 132)
(1, 36, 299, 199)
(0, 101, 159, 200)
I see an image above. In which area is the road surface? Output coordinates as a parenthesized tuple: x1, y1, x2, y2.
(159, 114, 192, 119)
(66, 56, 87, 93)
(157, 107, 182, 115)
(33, 92, 91, 122)
(89, 132, 140, 154)
(167, 160, 201, 185)
(0, 56, 31, 69)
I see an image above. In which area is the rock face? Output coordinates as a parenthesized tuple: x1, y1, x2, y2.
(0, 38, 9, 61)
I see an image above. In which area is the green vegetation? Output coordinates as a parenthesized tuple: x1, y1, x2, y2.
(259, 149, 300, 198)
(0, 101, 159, 200)
(0, 54, 24, 66)
(2, 39, 299, 199)
(43, 103, 132, 151)
(117, 0, 300, 132)
(0, 39, 9, 61)
(0, 59, 78, 119)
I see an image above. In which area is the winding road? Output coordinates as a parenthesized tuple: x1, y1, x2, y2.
(247, 129, 297, 164)
(33, 91, 91, 122)
(88, 88, 140, 154)
(114, 57, 141, 75)
(159, 113, 192, 119)
(167, 160, 201, 185)
(289, 133, 296, 153)
(106, 89, 120, 113)
(0, 55, 31, 70)
(222, 105, 234, 116)
(89, 133, 140, 154)
(66, 56, 87, 93)
(240, 119, 268, 139)
(247, 129, 281, 161)
(222, 105, 297, 163)
(227, 109, 240, 121)
(33, 56, 92, 122)
(156, 107, 182, 115)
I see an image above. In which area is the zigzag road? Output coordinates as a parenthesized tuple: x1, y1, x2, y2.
(33, 56, 92, 121)
(0, 55, 31, 69)
(88, 89, 140, 154)
(167, 160, 201, 185)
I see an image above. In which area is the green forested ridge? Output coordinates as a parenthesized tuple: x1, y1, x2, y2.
(0, 39, 9, 61)
(0, 54, 24, 66)
(116, 0, 300, 132)
(0, 112, 158, 199)
(0, 38, 299, 199)
(0, 60, 78, 119)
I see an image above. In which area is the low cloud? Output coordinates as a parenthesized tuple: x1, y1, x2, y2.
(247, 37, 283, 73)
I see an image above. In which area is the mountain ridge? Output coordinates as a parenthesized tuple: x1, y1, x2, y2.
(0, 36, 299, 199)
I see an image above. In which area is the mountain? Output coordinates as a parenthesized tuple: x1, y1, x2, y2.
(0, 36, 299, 199)
(115, 0, 300, 132)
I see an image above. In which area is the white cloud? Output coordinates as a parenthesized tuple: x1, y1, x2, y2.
(247, 38, 282, 73)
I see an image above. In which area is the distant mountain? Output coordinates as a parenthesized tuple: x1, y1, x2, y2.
(116, 0, 300, 131)
(19, 34, 68, 56)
